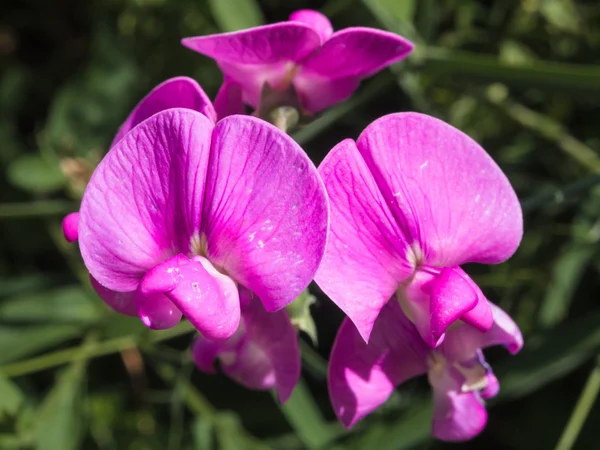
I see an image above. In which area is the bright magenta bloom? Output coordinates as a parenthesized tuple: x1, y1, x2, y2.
(315, 113, 523, 347)
(75, 79, 328, 341)
(61, 76, 216, 244)
(328, 300, 523, 440)
(193, 291, 300, 402)
(181, 10, 413, 116)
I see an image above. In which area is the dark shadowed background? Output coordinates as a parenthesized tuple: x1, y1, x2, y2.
(1, 0, 600, 449)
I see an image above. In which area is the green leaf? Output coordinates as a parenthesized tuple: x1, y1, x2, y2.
(363, 0, 416, 32)
(420, 48, 600, 93)
(278, 379, 341, 449)
(286, 289, 318, 344)
(521, 174, 600, 213)
(215, 412, 248, 450)
(0, 434, 25, 449)
(499, 40, 538, 65)
(0, 286, 100, 324)
(348, 400, 432, 450)
(0, 276, 57, 298)
(541, 0, 581, 33)
(6, 155, 65, 194)
(0, 372, 23, 420)
(34, 362, 86, 450)
(193, 418, 214, 450)
(0, 325, 84, 365)
(0, 201, 78, 220)
(208, 0, 264, 32)
(538, 244, 594, 328)
(45, 26, 138, 157)
(496, 310, 600, 400)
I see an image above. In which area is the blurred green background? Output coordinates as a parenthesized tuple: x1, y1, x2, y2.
(1, 0, 600, 448)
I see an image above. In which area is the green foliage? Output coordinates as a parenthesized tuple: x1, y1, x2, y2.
(208, 0, 264, 32)
(1, 0, 600, 449)
(34, 362, 86, 450)
(0, 373, 24, 420)
(286, 289, 318, 344)
(7, 155, 65, 194)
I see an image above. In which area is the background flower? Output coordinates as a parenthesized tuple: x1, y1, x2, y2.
(182, 9, 413, 116)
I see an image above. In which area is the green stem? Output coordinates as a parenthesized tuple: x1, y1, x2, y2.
(0, 321, 196, 378)
(299, 339, 328, 380)
(554, 356, 600, 450)
(277, 378, 340, 450)
(421, 47, 600, 93)
(0, 200, 78, 219)
(521, 174, 600, 213)
(154, 361, 270, 450)
(153, 362, 216, 417)
(485, 89, 600, 173)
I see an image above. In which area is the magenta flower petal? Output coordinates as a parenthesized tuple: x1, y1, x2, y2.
(223, 291, 300, 402)
(430, 373, 488, 442)
(203, 116, 328, 313)
(135, 290, 183, 330)
(443, 302, 524, 362)
(401, 267, 478, 348)
(427, 267, 479, 347)
(182, 23, 321, 108)
(111, 77, 216, 147)
(181, 23, 321, 65)
(293, 75, 359, 115)
(289, 9, 333, 42)
(89, 275, 137, 316)
(481, 371, 500, 399)
(192, 327, 243, 374)
(214, 78, 245, 119)
(62, 212, 80, 243)
(315, 139, 412, 342)
(356, 113, 523, 267)
(79, 109, 213, 292)
(328, 302, 428, 428)
(301, 28, 412, 80)
(139, 254, 240, 340)
(457, 267, 494, 332)
(192, 337, 222, 374)
(191, 291, 300, 402)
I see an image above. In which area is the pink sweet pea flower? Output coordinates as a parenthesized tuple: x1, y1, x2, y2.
(181, 9, 413, 116)
(328, 300, 523, 441)
(193, 290, 300, 402)
(315, 113, 523, 347)
(76, 104, 328, 340)
(61, 76, 217, 243)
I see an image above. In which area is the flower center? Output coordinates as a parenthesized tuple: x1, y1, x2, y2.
(453, 361, 488, 392)
(190, 231, 208, 257)
(426, 351, 489, 394)
(281, 63, 299, 90)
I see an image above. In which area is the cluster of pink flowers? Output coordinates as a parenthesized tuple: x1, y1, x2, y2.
(63, 10, 523, 442)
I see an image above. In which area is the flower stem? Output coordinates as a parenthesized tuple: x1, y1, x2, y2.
(0, 320, 196, 378)
(0, 200, 78, 219)
(153, 361, 270, 450)
(269, 106, 299, 133)
(554, 355, 600, 450)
